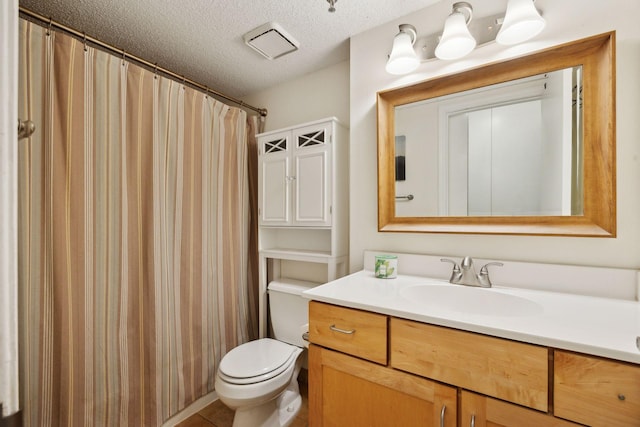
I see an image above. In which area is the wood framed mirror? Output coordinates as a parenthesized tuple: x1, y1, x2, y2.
(377, 32, 615, 236)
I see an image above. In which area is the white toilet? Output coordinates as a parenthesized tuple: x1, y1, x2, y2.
(215, 280, 310, 427)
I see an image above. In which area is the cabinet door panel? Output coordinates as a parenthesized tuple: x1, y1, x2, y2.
(260, 155, 289, 225)
(554, 350, 640, 427)
(259, 130, 291, 226)
(295, 149, 330, 225)
(460, 391, 580, 427)
(309, 301, 387, 364)
(293, 121, 333, 227)
(391, 319, 548, 411)
(309, 345, 457, 427)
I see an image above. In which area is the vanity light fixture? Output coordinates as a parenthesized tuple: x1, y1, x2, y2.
(385, 24, 420, 75)
(384, 0, 547, 75)
(496, 0, 546, 45)
(434, 2, 476, 60)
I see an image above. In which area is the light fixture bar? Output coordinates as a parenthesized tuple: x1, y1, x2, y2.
(384, 0, 546, 74)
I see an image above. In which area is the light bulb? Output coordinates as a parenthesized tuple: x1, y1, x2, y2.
(435, 12, 477, 60)
(496, 0, 546, 45)
(386, 25, 420, 75)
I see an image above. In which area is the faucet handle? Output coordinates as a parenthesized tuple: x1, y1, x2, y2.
(477, 262, 504, 287)
(440, 258, 461, 283)
(479, 262, 504, 274)
(440, 258, 460, 272)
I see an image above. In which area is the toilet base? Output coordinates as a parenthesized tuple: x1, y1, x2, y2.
(231, 379, 302, 427)
(276, 378, 302, 427)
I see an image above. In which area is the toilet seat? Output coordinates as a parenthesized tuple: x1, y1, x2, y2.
(218, 338, 300, 385)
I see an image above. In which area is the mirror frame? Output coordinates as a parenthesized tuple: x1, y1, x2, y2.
(377, 32, 616, 237)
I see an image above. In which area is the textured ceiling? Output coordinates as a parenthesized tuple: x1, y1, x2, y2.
(19, 0, 441, 100)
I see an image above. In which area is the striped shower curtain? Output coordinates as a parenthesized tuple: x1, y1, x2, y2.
(18, 19, 259, 426)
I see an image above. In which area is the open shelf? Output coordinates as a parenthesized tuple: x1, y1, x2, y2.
(260, 248, 346, 264)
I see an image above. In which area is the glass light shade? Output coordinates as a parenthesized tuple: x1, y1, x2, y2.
(496, 0, 546, 45)
(385, 31, 420, 75)
(435, 12, 477, 60)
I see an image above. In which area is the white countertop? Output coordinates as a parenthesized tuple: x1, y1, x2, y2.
(302, 270, 640, 364)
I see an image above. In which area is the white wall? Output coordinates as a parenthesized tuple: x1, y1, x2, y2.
(244, 60, 349, 132)
(0, 0, 19, 418)
(350, 0, 640, 273)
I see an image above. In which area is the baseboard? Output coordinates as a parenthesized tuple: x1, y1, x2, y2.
(161, 391, 219, 427)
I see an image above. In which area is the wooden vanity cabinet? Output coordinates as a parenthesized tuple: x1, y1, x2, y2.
(308, 301, 639, 427)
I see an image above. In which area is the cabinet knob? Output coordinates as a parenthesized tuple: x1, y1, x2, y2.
(618, 394, 626, 401)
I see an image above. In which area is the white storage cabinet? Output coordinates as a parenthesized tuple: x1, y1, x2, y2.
(257, 117, 349, 337)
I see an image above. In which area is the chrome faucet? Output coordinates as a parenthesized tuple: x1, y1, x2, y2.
(440, 257, 503, 288)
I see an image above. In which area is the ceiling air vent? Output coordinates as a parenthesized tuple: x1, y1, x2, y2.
(243, 22, 300, 60)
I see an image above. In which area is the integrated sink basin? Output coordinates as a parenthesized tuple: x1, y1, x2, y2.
(400, 284, 543, 317)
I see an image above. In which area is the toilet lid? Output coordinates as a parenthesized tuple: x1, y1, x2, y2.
(219, 338, 298, 380)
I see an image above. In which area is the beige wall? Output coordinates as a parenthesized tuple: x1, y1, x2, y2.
(247, 0, 640, 284)
(243, 60, 349, 132)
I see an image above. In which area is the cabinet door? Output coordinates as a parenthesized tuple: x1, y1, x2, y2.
(460, 391, 580, 427)
(554, 350, 640, 427)
(259, 131, 291, 225)
(292, 123, 332, 226)
(309, 345, 457, 427)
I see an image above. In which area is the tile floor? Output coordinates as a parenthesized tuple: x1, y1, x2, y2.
(176, 378, 308, 427)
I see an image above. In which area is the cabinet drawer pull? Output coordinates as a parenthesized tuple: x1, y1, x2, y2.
(618, 394, 626, 401)
(440, 405, 446, 427)
(470, 414, 475, 427)
(329, 324, 355, 334)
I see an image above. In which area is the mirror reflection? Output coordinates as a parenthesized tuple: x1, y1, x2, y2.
(394, 67, 584, 218)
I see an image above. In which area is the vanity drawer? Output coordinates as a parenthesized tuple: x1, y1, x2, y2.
(554, 350, 640, 426)
(308, 301, 388, 365)
(390, 318, 548, 411)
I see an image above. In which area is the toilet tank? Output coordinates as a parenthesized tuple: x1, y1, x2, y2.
(267, 279, 313, 347)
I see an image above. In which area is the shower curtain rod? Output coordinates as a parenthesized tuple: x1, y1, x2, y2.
(19, 7, 268, 117)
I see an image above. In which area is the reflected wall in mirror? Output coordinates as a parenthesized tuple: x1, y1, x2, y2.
(395, 67, 584, 218)
(377, 32, 615, 236)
